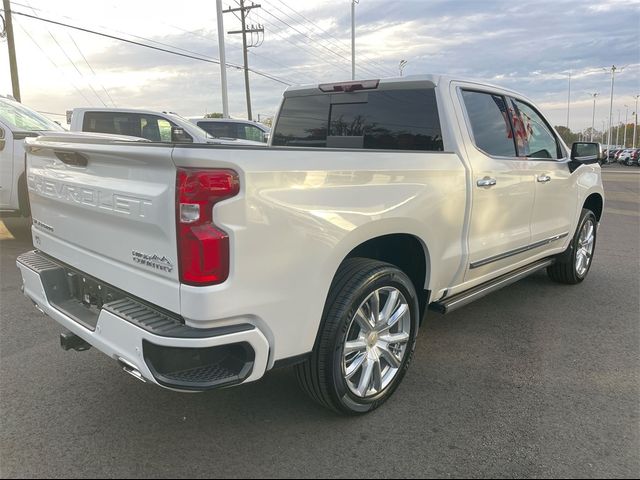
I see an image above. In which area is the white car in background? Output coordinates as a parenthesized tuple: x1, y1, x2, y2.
(0, 96, 65, 220)
(189, 117, 270, 144)
(69, 108, 265, 146)
(616, 149, 633, 164)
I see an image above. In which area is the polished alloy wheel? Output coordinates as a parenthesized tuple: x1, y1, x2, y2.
(576, 218, 595, 277)
(342, 287, 411, 398)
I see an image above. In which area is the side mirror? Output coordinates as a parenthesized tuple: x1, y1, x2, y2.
(569, 142, 603, 172)
(171, 126, 193, 143)
(0, 127, 5, 152)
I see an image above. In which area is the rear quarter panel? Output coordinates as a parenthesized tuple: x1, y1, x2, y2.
(173, 146, 467, 364)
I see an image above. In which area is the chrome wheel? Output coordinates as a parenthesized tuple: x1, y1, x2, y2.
(576, 218, 595, 277)
(342, 287, 411, 398)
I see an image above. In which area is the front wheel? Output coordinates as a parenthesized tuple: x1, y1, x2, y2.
(547, 209, 597, 284)
(295, 258, 419, 415)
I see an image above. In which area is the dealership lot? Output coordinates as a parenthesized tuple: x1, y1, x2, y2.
(0, 168, 638, 478)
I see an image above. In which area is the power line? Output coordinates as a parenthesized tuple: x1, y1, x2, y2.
(258, 7, 382, 77)
(22, 0, 107, 106)
(264, 0, 395, 77)
(5, 9, 293, 86)
(67, 33, 117, 107)
(16, 20, 95, 106)
(252, 11, 353, 76)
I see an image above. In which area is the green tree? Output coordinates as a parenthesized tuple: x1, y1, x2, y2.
(554, 126, 579, 145)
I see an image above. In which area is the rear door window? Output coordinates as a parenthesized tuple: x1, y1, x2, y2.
(461, 90, 516, 157)
(83, 112, 190, 143)
(273, 88, 443, 151)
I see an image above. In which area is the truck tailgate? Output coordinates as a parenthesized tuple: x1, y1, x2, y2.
(25, 136, 181, 313)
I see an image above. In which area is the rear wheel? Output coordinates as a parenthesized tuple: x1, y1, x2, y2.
(295, 258, 419, 414)
(547, 209, 597, 284)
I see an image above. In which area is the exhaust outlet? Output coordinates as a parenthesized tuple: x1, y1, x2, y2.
(117, 357, 146, 384)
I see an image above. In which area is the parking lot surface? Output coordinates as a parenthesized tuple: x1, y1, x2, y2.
(1, 168, 638, 479)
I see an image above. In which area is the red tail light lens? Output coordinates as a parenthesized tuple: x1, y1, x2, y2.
(176, 168, 239, 286)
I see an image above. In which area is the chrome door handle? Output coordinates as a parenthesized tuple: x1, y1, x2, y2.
(537, 175, 551, 183)
(477, 177, 497, 188)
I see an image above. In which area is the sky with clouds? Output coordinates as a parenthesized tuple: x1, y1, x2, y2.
(1, 0, 639, 132)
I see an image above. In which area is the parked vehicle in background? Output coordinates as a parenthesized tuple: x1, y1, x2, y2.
(70, 108, 265, 146)
(626, 148, 639, 166)
(617, 149, 633, 164)
(0, 96, 64, 222)
(18, 75, 605, 414)
(189, 117, 270, 144)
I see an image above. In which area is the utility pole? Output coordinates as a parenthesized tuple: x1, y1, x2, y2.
(225, 0, 263, 121)
(590, 93, 598, 142)
(566, 70, 571, 129)
(216, 0, 229, 118)
(3, 0, 21, 102)
(351, 0, 359, 80)
(634, 94, 639, 149)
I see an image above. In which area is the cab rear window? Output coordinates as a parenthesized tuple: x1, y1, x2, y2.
(272, 88, 443, 151)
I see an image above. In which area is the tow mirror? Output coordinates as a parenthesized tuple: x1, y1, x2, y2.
(569, 142, 604, 172)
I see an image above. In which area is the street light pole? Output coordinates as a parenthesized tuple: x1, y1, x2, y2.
(634, 94, 639, 149)
(623, 104, 629, 148)
(566, 70, 571, 129)
(216, 0, 229, 118)
(399, 59, 407, 77)
(616, 110, 620, 147)
(590, 93, 598, 142)
(351, 0, 359, 80)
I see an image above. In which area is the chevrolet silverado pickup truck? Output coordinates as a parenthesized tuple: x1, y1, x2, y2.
(17, 75, 605, 414)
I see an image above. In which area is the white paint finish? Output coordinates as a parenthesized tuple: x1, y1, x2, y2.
(17, 263, 270, 386)
(19, 76, 606, 371)
(0, 122, 15, 208)
(174, 146, 467, 362)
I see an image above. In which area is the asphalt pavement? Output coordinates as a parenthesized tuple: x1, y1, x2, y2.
(1, 167, 638, 478)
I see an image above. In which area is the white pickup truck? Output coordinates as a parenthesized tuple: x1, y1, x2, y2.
(17, 75, 605, 414)
(69, 108, 266, 146)
(0, 96, 64, 222)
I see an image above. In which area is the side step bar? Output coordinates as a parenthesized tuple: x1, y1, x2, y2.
(430, 258, 555, 314)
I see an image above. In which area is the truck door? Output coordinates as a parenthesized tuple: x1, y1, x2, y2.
(507, 97, 578, 248)
(0, 124, 14, 209)
(456, 87, 537, 283)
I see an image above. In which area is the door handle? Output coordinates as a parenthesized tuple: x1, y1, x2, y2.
(477, 177, 497, 188)
(537, 174, 551, 183)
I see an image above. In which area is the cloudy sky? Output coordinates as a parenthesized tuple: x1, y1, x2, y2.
(1, 0, 639, 131)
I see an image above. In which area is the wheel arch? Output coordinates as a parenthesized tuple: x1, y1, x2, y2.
(583, 192, 603, 221)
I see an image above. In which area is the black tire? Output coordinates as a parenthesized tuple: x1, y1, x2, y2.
(295, 258, 419, 415)
(2, 216, 32, 241)
(547, 209, 597, 284)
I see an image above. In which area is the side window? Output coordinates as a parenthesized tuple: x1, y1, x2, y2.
(242, 125, 265, 142)
(83, 112, 141, 137)
(157, 119, 172, 142)
(198, 122, 236, 138)
(509, 99, 560, 159)
(461, 90, 516, 157)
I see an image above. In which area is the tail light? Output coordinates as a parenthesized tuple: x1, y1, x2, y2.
(176, 168, 239, 286)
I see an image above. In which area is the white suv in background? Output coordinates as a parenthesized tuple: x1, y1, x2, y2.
(189, 117, 270, 143)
